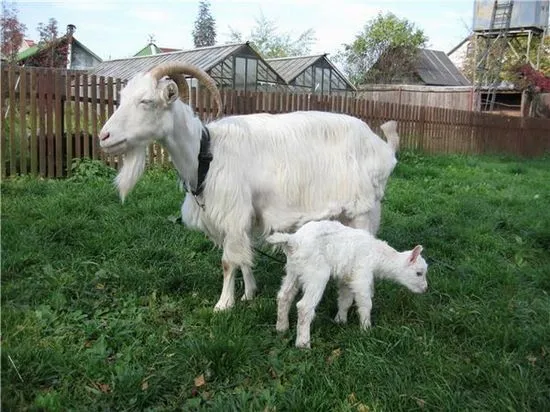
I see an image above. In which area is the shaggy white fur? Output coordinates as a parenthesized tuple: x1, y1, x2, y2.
(99, 69, 400, 311)
(266, 220, 428, 349)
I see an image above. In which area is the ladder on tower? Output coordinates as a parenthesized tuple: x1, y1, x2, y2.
(475, 0, 514, 111)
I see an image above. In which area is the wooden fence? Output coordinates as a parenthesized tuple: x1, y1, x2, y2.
(356, 84, 476, 111)
(2, 65, 549, 178)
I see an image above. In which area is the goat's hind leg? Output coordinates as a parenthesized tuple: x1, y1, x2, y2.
(295, 266, 330, 349)
(276, 268, 300, 332)
(334, 281, 354, 324)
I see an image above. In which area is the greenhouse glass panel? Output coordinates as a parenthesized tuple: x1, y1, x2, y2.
(235, 57, 246, 90)
(246, 58, 257, 91)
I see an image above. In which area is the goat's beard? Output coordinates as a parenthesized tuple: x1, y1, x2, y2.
(115, 147, 146, 202)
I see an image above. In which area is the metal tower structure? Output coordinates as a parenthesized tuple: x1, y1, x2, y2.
(472, 0, 548, 111)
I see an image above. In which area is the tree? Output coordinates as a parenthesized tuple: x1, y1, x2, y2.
(337, 13, 428, 86)
(462, 35, 550, 84)
(192, 0, 216, 48)
(1, 1, 26, 62)
(37, 17, 59, 44)
(27, 17, 68, 67)
(229, 12, 316, 58)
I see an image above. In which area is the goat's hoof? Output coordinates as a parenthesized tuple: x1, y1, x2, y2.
(240, 291, 256, 302)
(334, 314, 347, 324)
(359, 321, 372, 330)
(295, 341, 311, 349)
(214, 300, 234, 312)
(276, 323, 289, 333)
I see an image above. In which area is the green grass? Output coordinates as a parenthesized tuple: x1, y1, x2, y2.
(2, 152, 550, 411)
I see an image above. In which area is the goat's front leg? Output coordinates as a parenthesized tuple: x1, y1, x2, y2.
(214, 260, 237, 311)
(334, 281, 354, 324)
(240, 265, 257, 301)
(352, 280, 374, 330)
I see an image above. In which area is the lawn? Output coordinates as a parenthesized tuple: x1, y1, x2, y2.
(2, 152, 549, 411)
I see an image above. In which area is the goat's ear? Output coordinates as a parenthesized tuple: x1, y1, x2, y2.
(162, 81, 179, 104)
(409, 245, 423, 263)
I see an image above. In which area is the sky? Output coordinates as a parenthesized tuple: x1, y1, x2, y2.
(13, 0, 476, 61)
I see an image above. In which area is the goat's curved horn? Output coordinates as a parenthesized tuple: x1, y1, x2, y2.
(149, 63, 223, 117)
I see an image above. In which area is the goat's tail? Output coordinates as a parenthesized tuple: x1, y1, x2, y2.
(265, 232, 292, 246)
(381, 120, 400, 152)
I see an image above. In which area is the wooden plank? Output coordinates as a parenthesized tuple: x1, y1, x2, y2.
(107, 77, 115, 168)
(82, 74, 89, 158)
(19, 67, 27, 175)
(29, 69, 38, 175)
(46, 69, 55, 177)
(8, 65, 17, 176)
(98, 76, 106, 161)
(54, 70, 63, 177)
(65, 72, 73, 176)
(112, 78, 122, 170)
(0, 68, 6, 177)
(38, 70, 46, 177)
(90, 75, 98, 159)
(74, 72, 81, 159)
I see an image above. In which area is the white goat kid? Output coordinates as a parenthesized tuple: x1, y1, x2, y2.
(266, 220, 428, 349)
(98, 63, 400, 311)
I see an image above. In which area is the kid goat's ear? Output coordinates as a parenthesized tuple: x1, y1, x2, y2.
(409, 245, 423, 263)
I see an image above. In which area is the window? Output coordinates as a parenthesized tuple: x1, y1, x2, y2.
(234, 57, 246, 89)
(246, 58, 257, 90)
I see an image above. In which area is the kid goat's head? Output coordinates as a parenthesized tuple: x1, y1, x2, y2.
(399, 245, 429, 294)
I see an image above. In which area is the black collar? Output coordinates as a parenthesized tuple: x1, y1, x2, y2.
(192, 126, 213, 197)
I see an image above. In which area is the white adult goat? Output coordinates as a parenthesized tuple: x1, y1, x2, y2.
(266, 220, 428, 348)
(98, 63, 400, 311)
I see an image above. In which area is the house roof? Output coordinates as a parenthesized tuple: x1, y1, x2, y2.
(415, 49, 470, 86)
(266, 54, 356, 90)
(16, 36, 103, 63)
(89, 42, 284, 82)
(134, 43, 182, 57)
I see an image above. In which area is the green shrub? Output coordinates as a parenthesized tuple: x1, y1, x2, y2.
(69, 158, 116, 182)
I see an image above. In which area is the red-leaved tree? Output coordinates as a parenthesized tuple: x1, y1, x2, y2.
(1, 1, 26, 62)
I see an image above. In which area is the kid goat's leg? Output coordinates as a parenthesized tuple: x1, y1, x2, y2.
(352, 278, 374, 330)
(295, 266, 330, 349)
(334, 281, 354, 324)
(276, 269, 300, 332)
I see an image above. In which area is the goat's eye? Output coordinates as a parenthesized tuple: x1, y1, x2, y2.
(140, 99, 153, 106)
(416, 271, 423, 277)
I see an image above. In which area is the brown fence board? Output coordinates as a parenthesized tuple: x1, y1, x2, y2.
(19, 68, 27, 174)
(90, 75, 98, 159)
(65, 72, 73, 175)
(82, 74, 89, 158)
(8, 65, 17, 176)
(55, 71, 63, 177)
(73, 72, 81, 159)
(38, 70, 46, 176)
(46, 69, 55, 177)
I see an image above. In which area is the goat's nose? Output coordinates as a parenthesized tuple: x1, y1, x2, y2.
(99, 130, 110, 141)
